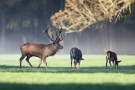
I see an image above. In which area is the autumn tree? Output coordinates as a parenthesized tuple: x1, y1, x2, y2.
(51, 0, 135, 33)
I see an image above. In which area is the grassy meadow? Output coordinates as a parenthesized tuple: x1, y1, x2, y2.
(0, 54, 135, 90)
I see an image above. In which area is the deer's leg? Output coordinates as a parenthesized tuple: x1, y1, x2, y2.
(74, 60, 77, 69)
(38, 58, 42, 68)
(109, 61, 113, 69)
(19, 54, 26, 68)
(43, 58, 47, 69)
(71, 60, 72, 69)
(106, 57, 108, 69)
(78, 62, 80, 69)
(26, 55, 33, 68)
(112, 61, 114, 69)
(113, 60, 116, 69)
(70, 56, 73, 69)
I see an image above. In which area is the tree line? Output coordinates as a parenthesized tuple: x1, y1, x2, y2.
(0, 0, 64, 53)
(0, 0, 135, 55)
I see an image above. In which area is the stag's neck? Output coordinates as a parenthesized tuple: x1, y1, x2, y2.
(47, 43, 57, 56)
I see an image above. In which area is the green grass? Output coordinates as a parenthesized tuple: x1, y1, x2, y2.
(0, 54, 135, 90)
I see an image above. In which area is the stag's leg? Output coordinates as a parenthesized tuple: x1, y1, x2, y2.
(43, 58, 47, 69)
(109, 61, 113, 69)
(26, 55, 33, 68)
(19, 54, 26, 68)
(38, 58, 42, 68)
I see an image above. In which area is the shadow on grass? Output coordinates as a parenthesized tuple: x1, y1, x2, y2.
(0, 83, 135, 90)
(0, 65, 135, 74)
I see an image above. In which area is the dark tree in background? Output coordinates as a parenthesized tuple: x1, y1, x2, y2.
(0, 0, 64, 53)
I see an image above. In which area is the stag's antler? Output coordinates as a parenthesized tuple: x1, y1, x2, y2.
(42, 27, 55, 42)
(55, 28, 63, 42)
(43, 27, 63, 42)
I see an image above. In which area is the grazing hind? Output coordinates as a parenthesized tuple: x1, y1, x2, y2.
(70, 47, 84, 69)
(106, 51, 121, 69)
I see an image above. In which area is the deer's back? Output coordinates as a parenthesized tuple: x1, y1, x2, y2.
(106, 51, 117, 61)
(20, 43, 46, 57)
(70, 47, 83, 60)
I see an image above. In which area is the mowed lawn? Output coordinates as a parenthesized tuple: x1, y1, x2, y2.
(0, 54, 135, 90)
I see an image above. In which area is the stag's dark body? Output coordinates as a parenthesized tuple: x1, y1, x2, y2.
(19, 28, 63, 68)
(106, 51, 121, 69)
(70, 47, 84, 69)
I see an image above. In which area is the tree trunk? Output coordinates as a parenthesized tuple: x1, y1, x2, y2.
(104, 24, 109, 52)
(105, 23, 110, 51)
(34, 26, 38, 43)
(109, 26, 113, 51)
(100, 26, 106, 53)
(123, 27, 126, 55)
(22, 35, 27, 44)
(109, 23, 115, 51)
(0, 13, 6, 53)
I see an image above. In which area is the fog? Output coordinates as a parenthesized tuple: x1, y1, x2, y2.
(0, 0, 134, 55)
(1, 27, 135, 55)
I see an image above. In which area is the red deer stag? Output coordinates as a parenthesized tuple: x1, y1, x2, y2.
(19, 27, 63, 68)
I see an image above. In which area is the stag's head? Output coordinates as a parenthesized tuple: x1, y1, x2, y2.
(42, 27, 64, 51)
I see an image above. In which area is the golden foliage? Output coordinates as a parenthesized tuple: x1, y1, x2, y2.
(51, 0, 135, 33)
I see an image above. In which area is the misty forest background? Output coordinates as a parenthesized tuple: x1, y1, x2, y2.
(0, 0, 135, 55)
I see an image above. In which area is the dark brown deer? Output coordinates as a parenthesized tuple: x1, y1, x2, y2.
(70, 47, 84, 69)
(106, 51, 121, 69)
(19, 27, 63, 68)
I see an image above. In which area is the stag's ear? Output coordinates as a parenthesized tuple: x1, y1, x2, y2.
(118, 60, 122, 63)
